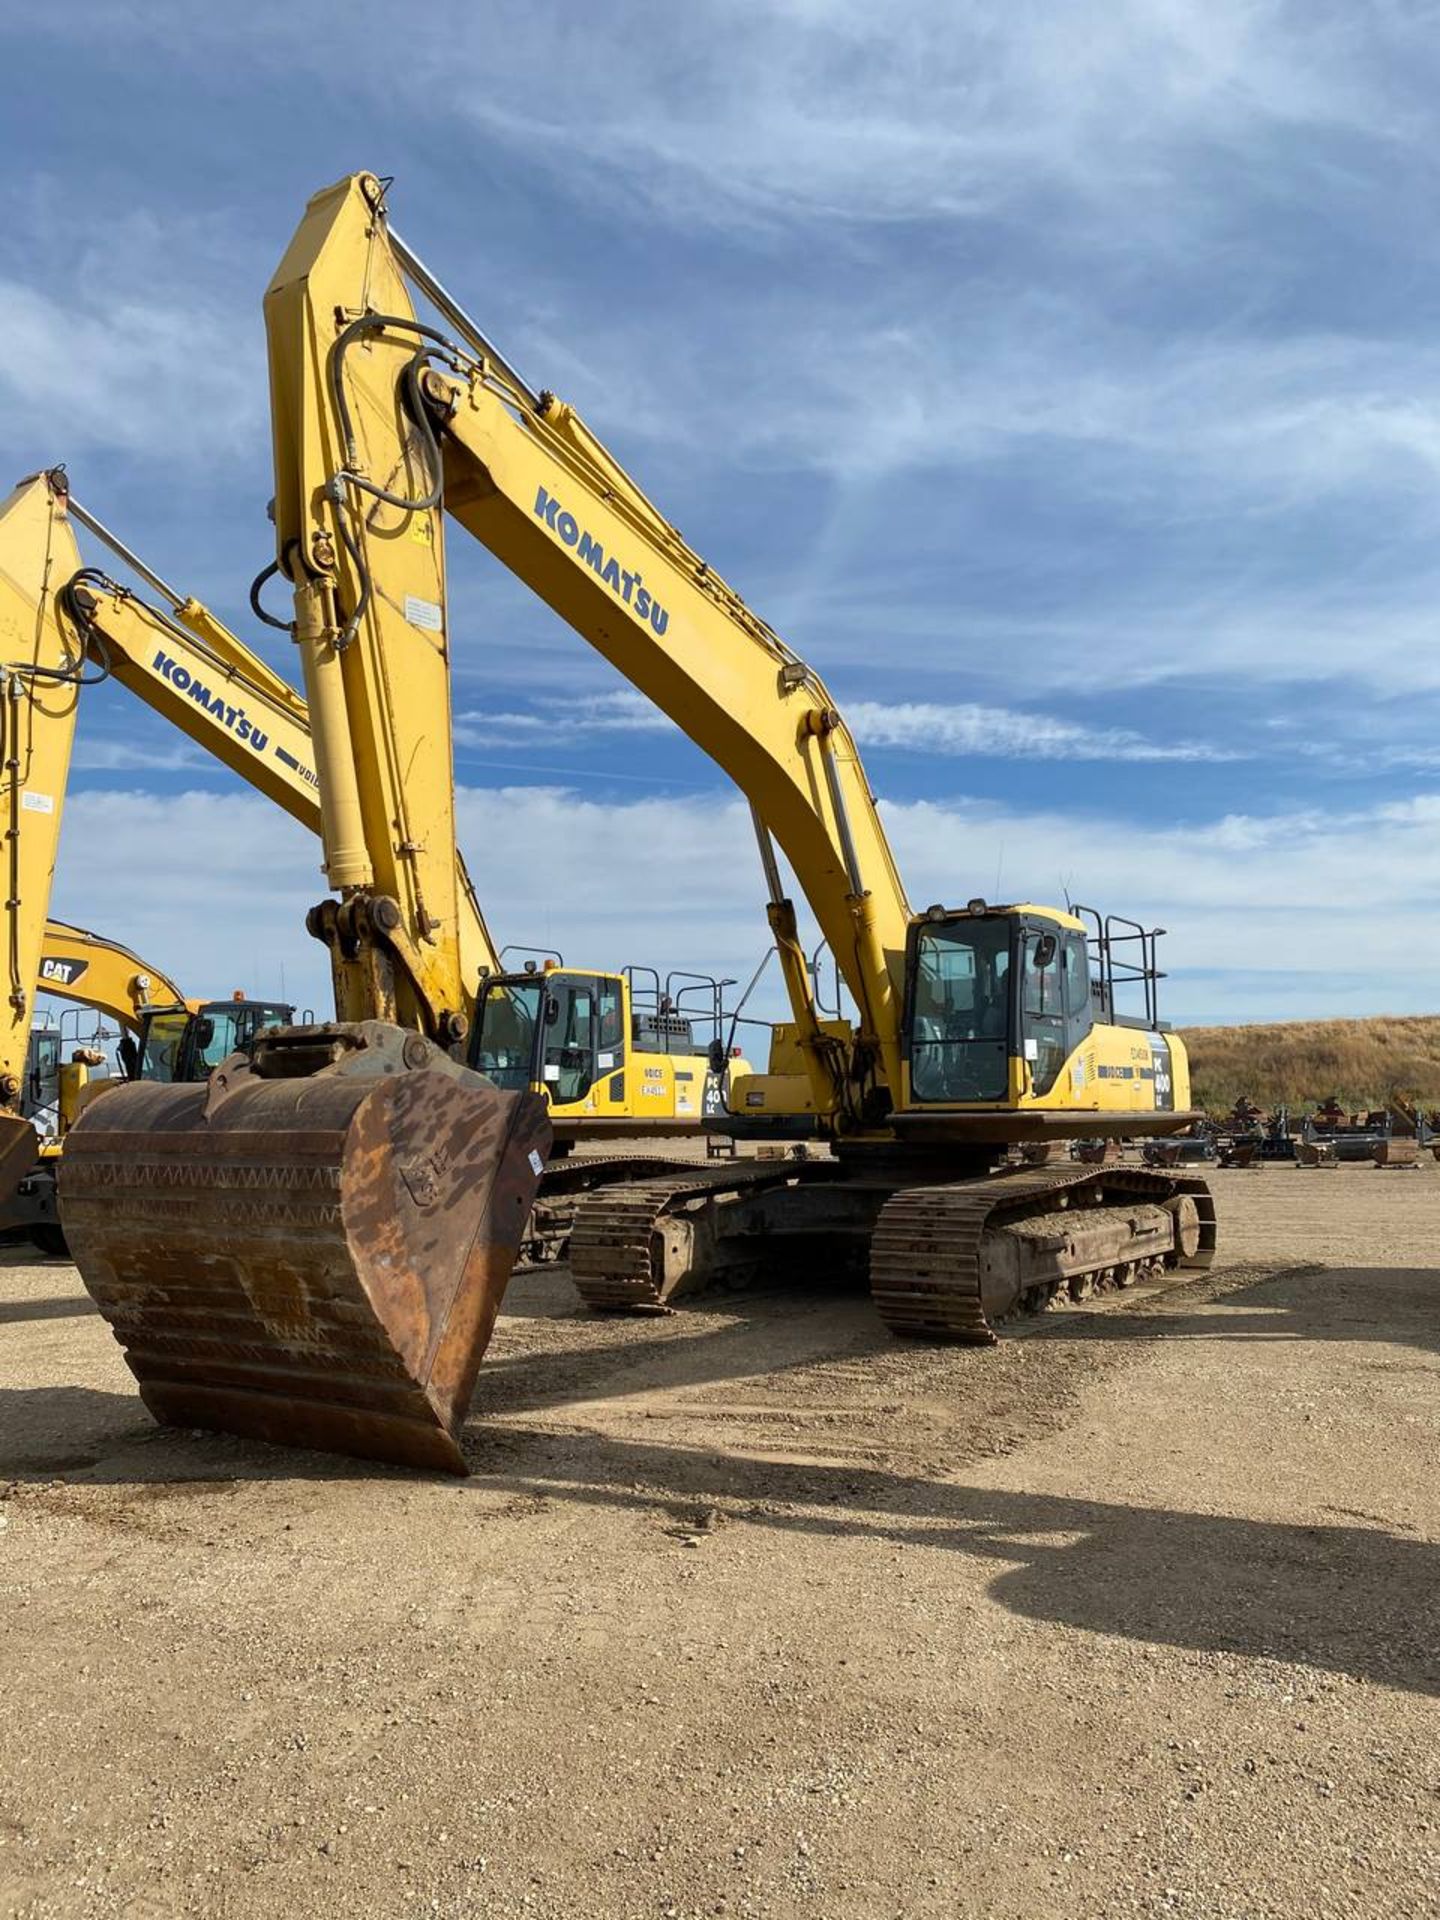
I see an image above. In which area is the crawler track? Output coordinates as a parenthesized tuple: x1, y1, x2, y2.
(520, 1154, 700, 1267)
(568, 1162, 806, 1311)
(870, 1165, 1216, 1343)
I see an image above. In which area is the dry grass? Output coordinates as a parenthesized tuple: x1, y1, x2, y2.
(1179, 1014, 1440, 1112)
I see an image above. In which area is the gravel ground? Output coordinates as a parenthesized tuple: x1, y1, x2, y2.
(0, 1162, 1437, 1918)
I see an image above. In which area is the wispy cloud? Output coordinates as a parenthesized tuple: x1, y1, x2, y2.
(68, 738, 205, 774)
(455, 689, 1235, 764)
(454, 691, 666, 747)
(0, 279, 261, 467)
(849, 701, 1237, 763)
(442, 1, 1398, 234)
(0, 184, 265, 469)
(9, 4, 1414, 236)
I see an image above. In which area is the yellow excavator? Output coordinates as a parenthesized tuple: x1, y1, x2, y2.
(63, 172, 1214, 1474)
(15, 920, 295, 1252)
(0, 468, 750, 1254)
(33, 920, 288, 1096)
(18, 918, 196, 1250)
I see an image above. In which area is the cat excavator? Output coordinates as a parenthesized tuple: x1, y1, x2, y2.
(32, 921, 287, 1093)
(63, 172, 1215, 1474)
(16, 923, 290, 1251)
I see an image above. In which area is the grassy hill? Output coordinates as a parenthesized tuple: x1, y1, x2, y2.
(1179, 1014, 1440, 1113)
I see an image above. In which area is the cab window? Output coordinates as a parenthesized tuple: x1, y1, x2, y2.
(910, 918, 1010, 1103)
(139, 1010, 190, 1083)
(1022, 929, 1092, 1095)
(597, 980, 625, 1062)
(471, 980, 544, 1091)
(188, 1010, 246, 1074)
(545, 982, 596, 1104)
(1022, 932, 1067, 1094)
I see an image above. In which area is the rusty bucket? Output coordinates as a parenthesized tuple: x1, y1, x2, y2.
(59, 1025, 549, 1473)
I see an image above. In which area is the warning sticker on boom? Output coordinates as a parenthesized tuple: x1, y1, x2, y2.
(404, 596, 443, 633)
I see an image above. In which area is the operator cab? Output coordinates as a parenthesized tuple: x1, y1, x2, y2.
(469, 968, 630, 1105)
(135, 997, 295, 1085)
(904, 901, 1167, 1106)
(468, 959, 732, 1122)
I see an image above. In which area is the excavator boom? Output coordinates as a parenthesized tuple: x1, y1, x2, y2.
(0, 479, 86, 1206)
(60, 188, 550, 1473)
(38, 917, 191, 1030)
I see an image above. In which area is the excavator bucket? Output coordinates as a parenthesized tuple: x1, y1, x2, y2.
(59, 1026, 549, 1473)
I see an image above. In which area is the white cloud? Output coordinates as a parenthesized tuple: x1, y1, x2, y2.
(0, 277, 261, 466)
(0, 182, 265, 472)
(41, 780, 1440, 1033)
(68, 739, 204, 774)
(847, 701, 1237, 764)
(455, 689, 1233, 763)
(454, 691, 665, 746)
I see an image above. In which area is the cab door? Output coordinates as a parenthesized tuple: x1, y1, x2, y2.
(586, 977, 633, 1118)
(1020, 927, 1093, 1097)
(539, 977, 599, 1109)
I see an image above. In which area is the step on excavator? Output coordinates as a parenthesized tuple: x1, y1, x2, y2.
(63, 172, 1216, 1474)
(0, 470, 750, 1260)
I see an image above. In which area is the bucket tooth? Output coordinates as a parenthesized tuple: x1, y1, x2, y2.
(59, 1034, 549, 1474)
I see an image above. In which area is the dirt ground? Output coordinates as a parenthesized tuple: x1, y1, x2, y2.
(0, 1162, 1437, 1919)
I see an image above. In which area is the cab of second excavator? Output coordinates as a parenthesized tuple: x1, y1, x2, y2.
(469, 964, 628, 1108)
(468, 960, 747, 1134)
(134, 996, 294, 1084)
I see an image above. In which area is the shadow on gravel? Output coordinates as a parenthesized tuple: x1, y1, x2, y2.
(0, 1295, 98, 1325)
(476, 1427, 1440, 1697)
(470, 1262, 1440, 1695)
(479, 1300, 889, 1416)
(1015, 1264, 1440, 1360)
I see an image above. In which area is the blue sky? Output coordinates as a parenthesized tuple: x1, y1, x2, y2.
(3, 1, 1440, 1026)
